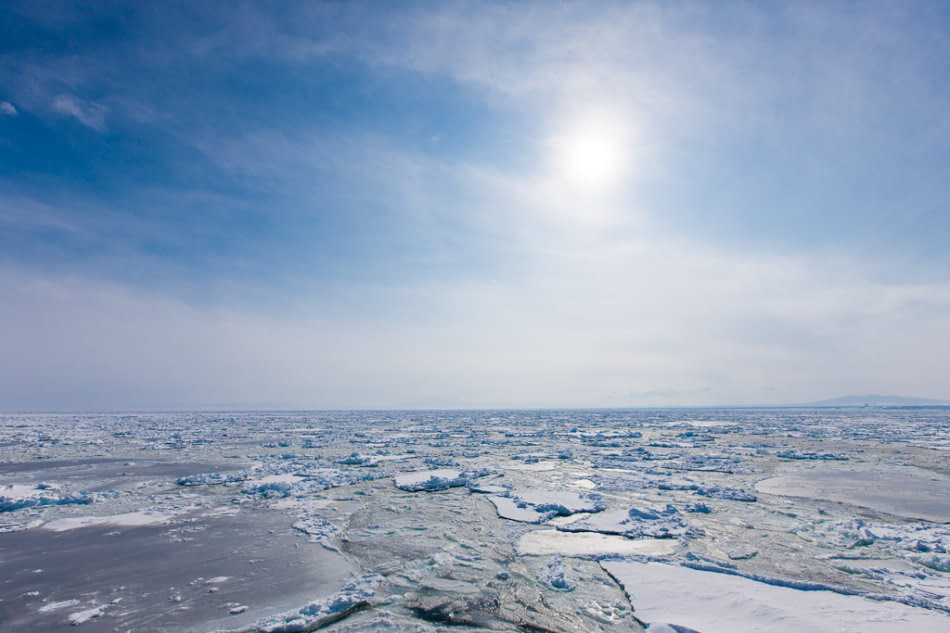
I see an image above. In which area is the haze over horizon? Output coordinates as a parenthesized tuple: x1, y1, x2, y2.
(2, 1, 950, 411)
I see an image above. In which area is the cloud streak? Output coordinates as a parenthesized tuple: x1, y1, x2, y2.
(51, 93, 108, 131)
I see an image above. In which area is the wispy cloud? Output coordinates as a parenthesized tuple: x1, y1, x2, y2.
(0, 101, 16, 116)
(51, 93, 108, 131)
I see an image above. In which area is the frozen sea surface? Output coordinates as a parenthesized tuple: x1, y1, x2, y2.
(0, 408, 948, 632)
(756, 467, 950, 522)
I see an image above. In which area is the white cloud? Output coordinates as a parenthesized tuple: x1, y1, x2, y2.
(51, 93, 108, 132)
(0, 101, 17, 116)
(2, 242, 948, 410)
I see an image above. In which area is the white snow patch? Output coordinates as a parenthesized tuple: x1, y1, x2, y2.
(38, 599, 80, 613)
(518, 530, 677, 557)
(68, 604, 106, 625)
(603, 560, 950, 633)
(43, 510, 179, 532)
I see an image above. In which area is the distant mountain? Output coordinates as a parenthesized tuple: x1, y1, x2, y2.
(795, 394, 950, 407)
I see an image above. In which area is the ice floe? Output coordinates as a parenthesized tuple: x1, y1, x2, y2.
(559, 505, 694, 539)
(603, 560, 949, 633)
(216, 574, 383, 633)
(517, 529, 678, 557)
(392, 468, 489, 491)
(42, 509, 181, 532)
(0, 483, 113, 512)
(488, 489, 605, 523)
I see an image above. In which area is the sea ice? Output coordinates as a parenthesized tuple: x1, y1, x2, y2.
(756, 468, 950, 522)
(220, 574, 383, 633)
(517, 529, 678, 557)
(392, 468, 489, 491)
(4, 407, 949, 633)
(539, 555, 576, 591)
(67, 605, 107, 625)
(0, 483, 107, 512)
(603, 560, 949, 633)
(559, 505, 694, 539)
(488, 489, 605, 523)
(42, 509, 181, 532)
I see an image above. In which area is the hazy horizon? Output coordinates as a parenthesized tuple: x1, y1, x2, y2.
(3, 1, 950, 410)
(4, 393, 949, 416)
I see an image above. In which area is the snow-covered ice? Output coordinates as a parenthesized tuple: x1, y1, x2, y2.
(488, 489, 605, 523)
(756, 467, 950, 522)
(518, 530, 678, 557)
(392, 468, 489, 491)
(42, 509, 181, 532)
(217, 574, 383, 633)
(559, 505, 694, 539)
(603, 560, 949, 633)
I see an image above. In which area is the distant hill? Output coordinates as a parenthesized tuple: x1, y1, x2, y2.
(795, 394, 950, 407)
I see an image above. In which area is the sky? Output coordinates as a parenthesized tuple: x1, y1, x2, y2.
(1, 0, 949, 411)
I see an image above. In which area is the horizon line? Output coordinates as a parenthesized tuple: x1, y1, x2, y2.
(3, 403, 949, 415)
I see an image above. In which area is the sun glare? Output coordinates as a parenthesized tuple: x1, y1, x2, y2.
(550, 110, 632, 196)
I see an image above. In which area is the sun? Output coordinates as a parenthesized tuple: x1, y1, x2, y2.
(549, 110, 631, 195)
(562, 130, 622, 190)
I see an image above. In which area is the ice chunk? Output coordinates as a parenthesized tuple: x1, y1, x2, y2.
(38, 599, 80, 613)
(538, 555, 575, 591)
(726, 545, 758, 560)
(221, 574, 382, 633)
(0, 483, 109, 512)
(663, 455, 751, 474)
(560, 505, 693, 539)
(488, 495, 549, 523)
(393, 469, 489, 491)
(466, 482, 510, 494)
(68, 604, 107, 625)
(513, 490, 605, 516)
(241, 474, 305, 498)
(775, 449, 848, 461)
(241, 468, 384, 498)
(694, 485, 756, 502)
(292, 516, 340, 549)
(177, 471, 250, 486)
(915, 553, 950, 572)
(488, 490, 605, 524)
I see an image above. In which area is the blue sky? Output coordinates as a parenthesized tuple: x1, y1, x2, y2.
(2, 1, 949, 410)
